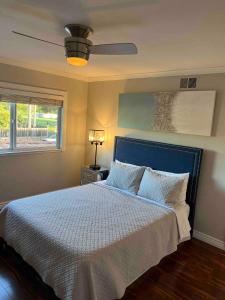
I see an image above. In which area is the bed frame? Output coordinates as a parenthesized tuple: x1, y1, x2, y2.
(114, 136, 203, 233)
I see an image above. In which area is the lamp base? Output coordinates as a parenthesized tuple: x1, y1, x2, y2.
(89, 164, 101, 170)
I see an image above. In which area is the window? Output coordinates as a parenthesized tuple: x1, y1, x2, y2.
(16, 103, 61, 149)
(0, 84, 64, 153)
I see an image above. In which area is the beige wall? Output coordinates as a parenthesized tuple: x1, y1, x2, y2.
(86, 74, 225, 242)
(0, 63, 88, 202)
(1, 62, 224, 243)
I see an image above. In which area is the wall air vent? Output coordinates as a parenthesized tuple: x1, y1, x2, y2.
(180, 77, 197, 89)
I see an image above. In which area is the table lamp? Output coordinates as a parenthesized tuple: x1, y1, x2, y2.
(88, 129, 105, 170)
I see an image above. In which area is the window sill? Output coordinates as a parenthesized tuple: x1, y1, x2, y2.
(0, 148, 63, 157)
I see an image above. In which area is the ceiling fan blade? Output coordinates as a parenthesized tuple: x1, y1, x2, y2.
(90, 43, 137, 55)
(12, 31, 64, 47)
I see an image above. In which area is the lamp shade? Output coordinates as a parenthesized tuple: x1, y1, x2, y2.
(88, 129, 105, 143)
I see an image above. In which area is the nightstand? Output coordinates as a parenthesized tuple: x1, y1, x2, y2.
(80, 166, 109, 185)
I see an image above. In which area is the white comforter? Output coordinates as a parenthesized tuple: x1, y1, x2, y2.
(0, 183, 190, 300)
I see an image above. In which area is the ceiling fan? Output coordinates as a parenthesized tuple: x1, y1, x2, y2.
(12, 24, 138, 67)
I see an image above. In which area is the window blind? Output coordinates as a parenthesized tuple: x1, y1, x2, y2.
(0, 93, 63, 107)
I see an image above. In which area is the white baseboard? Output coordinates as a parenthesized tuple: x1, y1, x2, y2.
(193, 230, 225, 251)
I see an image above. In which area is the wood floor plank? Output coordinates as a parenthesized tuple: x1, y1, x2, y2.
(0, 238, 224, 300)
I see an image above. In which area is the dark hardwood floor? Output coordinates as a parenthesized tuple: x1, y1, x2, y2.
(0, 239, 225, 300)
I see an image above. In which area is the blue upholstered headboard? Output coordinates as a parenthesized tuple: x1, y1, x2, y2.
(113, 136, 203, 233)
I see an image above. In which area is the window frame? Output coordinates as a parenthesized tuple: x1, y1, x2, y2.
(0, 82, 67, 156)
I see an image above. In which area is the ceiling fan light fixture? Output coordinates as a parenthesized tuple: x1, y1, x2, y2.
(66, 56, 88, 66)
(64, 36, 91, 67)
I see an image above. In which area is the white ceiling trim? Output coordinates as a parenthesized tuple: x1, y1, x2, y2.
(1, 56, 225, 83)
(88, 65, 225, 82)
(0, 57, 89, 82)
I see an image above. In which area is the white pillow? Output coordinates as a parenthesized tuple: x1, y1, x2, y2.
(137, 168, 189, 204)
(152, 169, 189, 204)
(106, 161, 145, 194)
(115, 160, 140, 167)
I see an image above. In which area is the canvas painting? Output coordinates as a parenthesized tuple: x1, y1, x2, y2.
(118, 90, 216, 136)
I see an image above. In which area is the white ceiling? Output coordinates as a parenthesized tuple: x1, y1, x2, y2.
(0, 0, 225, 82)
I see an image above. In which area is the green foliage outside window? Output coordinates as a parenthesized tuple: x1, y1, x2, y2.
(0, 103, 10, 128)
(0, 103, 57, 129)
(17, 104, 57, 128)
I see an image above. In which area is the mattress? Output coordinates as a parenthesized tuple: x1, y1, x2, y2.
(0, 182, 190, 300)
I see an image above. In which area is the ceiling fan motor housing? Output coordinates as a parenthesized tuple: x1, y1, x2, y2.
(64, 24, 93, 38)
(64, 24, 93, 62)
(64, 37, 92, 61)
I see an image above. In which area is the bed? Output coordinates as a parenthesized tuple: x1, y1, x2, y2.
(0, 136, 203, 300)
